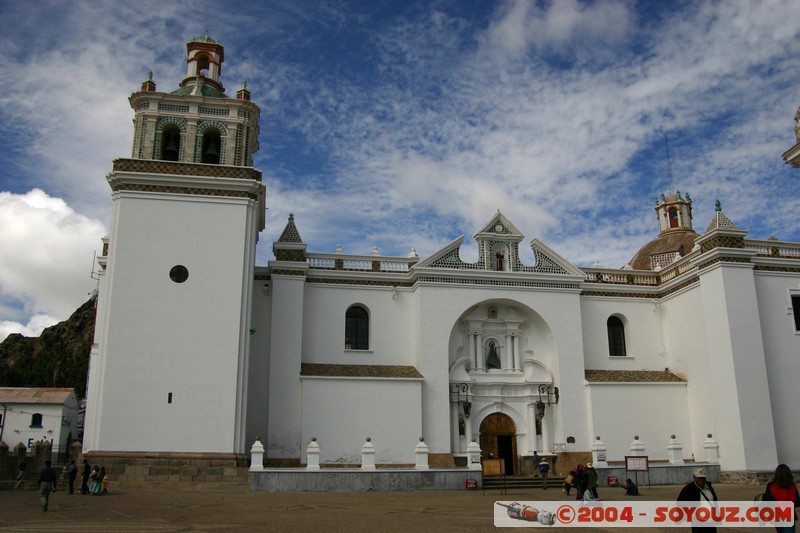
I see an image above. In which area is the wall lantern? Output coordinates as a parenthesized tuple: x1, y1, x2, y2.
(449, 383, 472, 419)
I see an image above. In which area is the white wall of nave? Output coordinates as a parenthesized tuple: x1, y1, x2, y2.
(586, 383, 691, 462)
(753, 271, 800, 467)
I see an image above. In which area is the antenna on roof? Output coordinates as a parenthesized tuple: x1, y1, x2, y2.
(664, 133, 674, 193)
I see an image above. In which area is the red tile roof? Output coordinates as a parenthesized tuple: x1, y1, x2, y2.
(0, 388, 75, 404)
(584, 370, 686, 383)
(301, 364, 423, 378)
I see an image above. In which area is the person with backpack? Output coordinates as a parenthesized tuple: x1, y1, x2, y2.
(764, 464, 799, 533)
(538, 460, 550, 490)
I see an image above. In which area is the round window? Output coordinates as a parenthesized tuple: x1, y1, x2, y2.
(169, 265, 189, 283)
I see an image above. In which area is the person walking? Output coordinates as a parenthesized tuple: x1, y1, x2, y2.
(14, 462, 26, 489)
(37, 460, 58, 512)
(538, 460, 550, 490)
(574, 464, 587, 500)
(585, 463, 599, 500)
(66, 460, 78, 494)
(677, 468, 718, 532)
(80, 459, 90, 494)
(563, 469, 576, 496)
(764, 464, 799, 533)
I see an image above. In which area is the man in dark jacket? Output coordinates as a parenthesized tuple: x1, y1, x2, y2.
(38, 460, 58, 511)
(80, 459, 91, 494)
(67, 460, 78, 494)
(677, 468, 718, 532)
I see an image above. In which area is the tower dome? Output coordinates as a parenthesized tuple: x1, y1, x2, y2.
(629, 191, 697, 270)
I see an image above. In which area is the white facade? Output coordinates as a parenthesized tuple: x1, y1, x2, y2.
(84, 39, 800, 475)
(0, 388, 80, 455)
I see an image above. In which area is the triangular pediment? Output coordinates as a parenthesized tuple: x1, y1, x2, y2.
(415, 235, 474, 269)
(528, 238, 585, 277)
(474, 210, 523, 241)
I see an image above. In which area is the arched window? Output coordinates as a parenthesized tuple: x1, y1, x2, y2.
(668, 207, 679, 228)
(196, 55, 211, 77)
(201, 128, 221, 164)
(160, 125, 181, 161)
(345, 305, 369, 350)
(607, 316, 627, 357)
(30, 413, 43, 428)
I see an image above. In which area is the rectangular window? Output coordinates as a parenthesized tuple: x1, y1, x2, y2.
(792, 295, 800, 332)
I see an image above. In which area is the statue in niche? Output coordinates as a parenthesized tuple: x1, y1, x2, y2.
(486, 340, 501, 369)
(459, 417, 465, 436)
(488, 306, 498, 319)
(496, 252, 504, 271)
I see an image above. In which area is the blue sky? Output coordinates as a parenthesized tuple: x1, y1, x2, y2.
(1, 0, 799, 340)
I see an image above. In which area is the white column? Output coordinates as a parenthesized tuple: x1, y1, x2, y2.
(513, 335, 520, 370)
(504, 335, 513, 370)
(450, 403, 460, 453)
(527, 403, 537, 453)
(469, 333, 476, 370)
(476, 334, 484, 370)
(541, 409, 551, 454)
(465, 413, 473, 444)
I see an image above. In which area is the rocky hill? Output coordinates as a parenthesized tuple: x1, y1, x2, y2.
(0, 296, 96, 398)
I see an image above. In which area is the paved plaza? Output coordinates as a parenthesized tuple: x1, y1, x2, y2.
(0, 482, 780, 532)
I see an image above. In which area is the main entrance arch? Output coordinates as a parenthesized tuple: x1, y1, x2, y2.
(480, 413, 517, 475)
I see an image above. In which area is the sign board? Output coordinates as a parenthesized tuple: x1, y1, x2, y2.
(607, 476, 619, 487)
(625, 456, 649, 472)
(553, 442, 567, 452)
(465, 479, 478, 489)
(483, 458, 504, 477)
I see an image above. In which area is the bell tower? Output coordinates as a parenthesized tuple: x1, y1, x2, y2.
(655, 190, 693, 234)
(129, 34, 259, 166)
(84, 35, 265, 466)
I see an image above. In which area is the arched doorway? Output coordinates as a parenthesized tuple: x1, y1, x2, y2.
(480, 413, 517, 475)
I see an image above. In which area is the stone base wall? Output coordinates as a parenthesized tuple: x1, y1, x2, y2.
(83, 451, 248, 490)
(595, 463, 721, 487)
(718, 470, 789, 485)
(250, 468, 480, 492)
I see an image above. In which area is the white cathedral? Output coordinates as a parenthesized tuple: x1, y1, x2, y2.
(83, 36, 800, 480)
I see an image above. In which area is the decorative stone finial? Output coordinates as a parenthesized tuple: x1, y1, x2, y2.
(311, 437, 316, 442)
(288, 213, 294, 221)
(366, 437, 371, 442)
(419, 436, 424, 442)
(147, 70, 153, 81)
(715, 200, 721, 212)
(707, 433, 712, 438)
(596, 436, 601, 440)
(634, 435, 639, 440)
(671, 434, 676, 439)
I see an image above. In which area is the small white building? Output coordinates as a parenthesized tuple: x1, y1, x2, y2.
(82, 36, 800, 480)
(0, 388, 80, 456)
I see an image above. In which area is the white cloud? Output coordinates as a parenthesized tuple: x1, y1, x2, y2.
(0, 190, 106, 340)
(0, 314, 61, 341)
